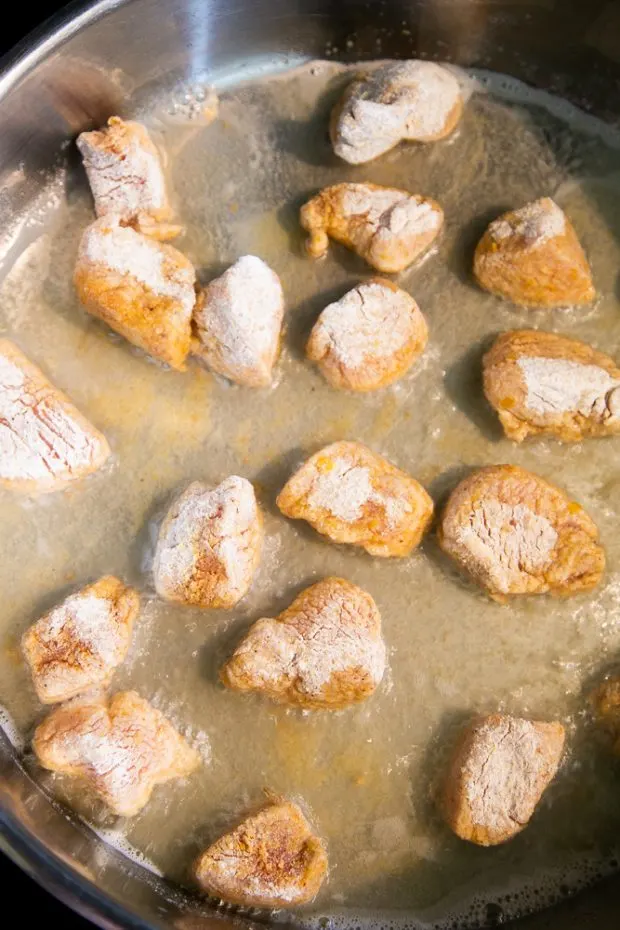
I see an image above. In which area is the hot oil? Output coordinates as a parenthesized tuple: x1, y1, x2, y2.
(1, 61, 620, 926)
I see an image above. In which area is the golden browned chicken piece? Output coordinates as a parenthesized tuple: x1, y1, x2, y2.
(438, 465, 605, 600)
(331, 60, 463, 165)
(153, 476, 262, 608)
(33, 690, 200, 817)
(441, 714, 565, 846)
(300, 183, 443, 273)
(0, 339, 110, 493)
(22, 576, 139, 704)
(277, 441, 433, 557)
(192, 256, 285, 387)
(194, 798, 328, 907)
(77, 116, 180, 240)
(590, 675, 620, 754)
(484, 330, 620, 442)
(306, 278, 428, 391)
(74, 216, 196, 370)
(221, 577, 386, 710)
(473, 198, 595, 308)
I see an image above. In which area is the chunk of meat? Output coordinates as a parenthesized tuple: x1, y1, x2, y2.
(153, 476, 262, 608)
(300, 183, 443, 273)
(590, 675, 620, 754)
(484, 330, 620, 442)
(74, 216, 196, 370)
(331, 60, 463, 165)
(77, 116, 181, 240)
(192, 256, 285, 387)
(473, 198, 595, 308)
(441, 714, 565, 846)
(221, 577, 385, 710)
(438, 464, 605, 600)
(22, 576, 139, 704)
(306, 278, 428, 391)
(0, 339, 110, 493)
(277, 441, 433, 557)
(33, 690, 200, 817)
(195, 798, 328, 907)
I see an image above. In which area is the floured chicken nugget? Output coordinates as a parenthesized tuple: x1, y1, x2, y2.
(331, 60, 462, 165)
(484, 330, 620, 442)
(22, 576, 139, 704)
(193, 255, 284, 387)
(441, 714, 565, 846)
(277, 441, 433, 557)
(0, 339, 110, 493)
(221, 577, 385, 710)
(74, 216, 196, 370)
(33, 690, 200, 817)
(438, 464, 605, 600)
(153, 476, 262, 608)
(77, 116, 180, 240)
(473, 198, 595, 308)
(195, 798, 328, 907)
(300, 183, 443, 273)
(306, 278, 428, 391)
(590, 675, 620, 754)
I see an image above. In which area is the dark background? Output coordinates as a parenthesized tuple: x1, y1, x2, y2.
(1, 5, 94, 925)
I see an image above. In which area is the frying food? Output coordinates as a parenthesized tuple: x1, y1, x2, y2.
(153, 476, 262, 608)
(441, 713, 565, 846)
(277, 440, 433, 557)
(438, 464, 605, 600)
(590, 675, 620, 754)
(300, 182, 443, 273)
(220, 576, 386, 710)
(473, 197, 595, 308)
(306, 278, 428, 391)
(22, 576, 139, 704)
(194, 798, 328, 907)
(483, 330, 620, 442)
(331, 60, 463, 164)
(33, 690, 200, 817)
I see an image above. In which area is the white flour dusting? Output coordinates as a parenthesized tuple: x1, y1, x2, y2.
(490, 198, 566, 248)
(518, 356, 620, 419)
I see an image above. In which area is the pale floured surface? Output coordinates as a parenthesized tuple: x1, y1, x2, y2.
(308, 458, 409, 528)
(0, 61, 620, 925)
(489, 197, 566, 248)
(341, 185, 441, 236)
(518, 356, 620, 418)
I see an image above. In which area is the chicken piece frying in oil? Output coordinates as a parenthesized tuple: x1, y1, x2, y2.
(33, 690, 200, 817)
(277, 441, 433, 557)
(300, 183, 443, 273)
(0, 339, 110, 493)
(74, 216, 196, 370)
(220, 577, 386, 710)
(331, 60, 463, 165)
(440, 714, 565, 846)
(473, 198, 595, 308)
(483, 330, 620, 442)
(22, 576, 139, 704)
(306, 278, 428, 392)
(194, 798, 328, 907)
(153, 476, 262, 608)
(438, 465, 605, 600)
(590, 675, 620, 755)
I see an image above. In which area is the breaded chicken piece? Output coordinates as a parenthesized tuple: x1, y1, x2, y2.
(33, 690, 200, 817)
(277, 441, 433, 557)
(192, 256, 284, 387)
(0, 339, 110, 493)
(153, 476, 262, 608)
(306, 278, 428, 391)
(484, 330, 620, 442)
(300, 183, 443, 273)
(590, 675, 620, 754)
(22, 576, 139, 704)
(473, 198, 595, 308)
(194, 798, 328, 907)
(331, 60, 463, 165)
(74, 216, 196, 370)
(77, 116, 181, 240)
(438, 465, 605, 600)
(221, 577, 386, 710)
(441, 714, 565, 846)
